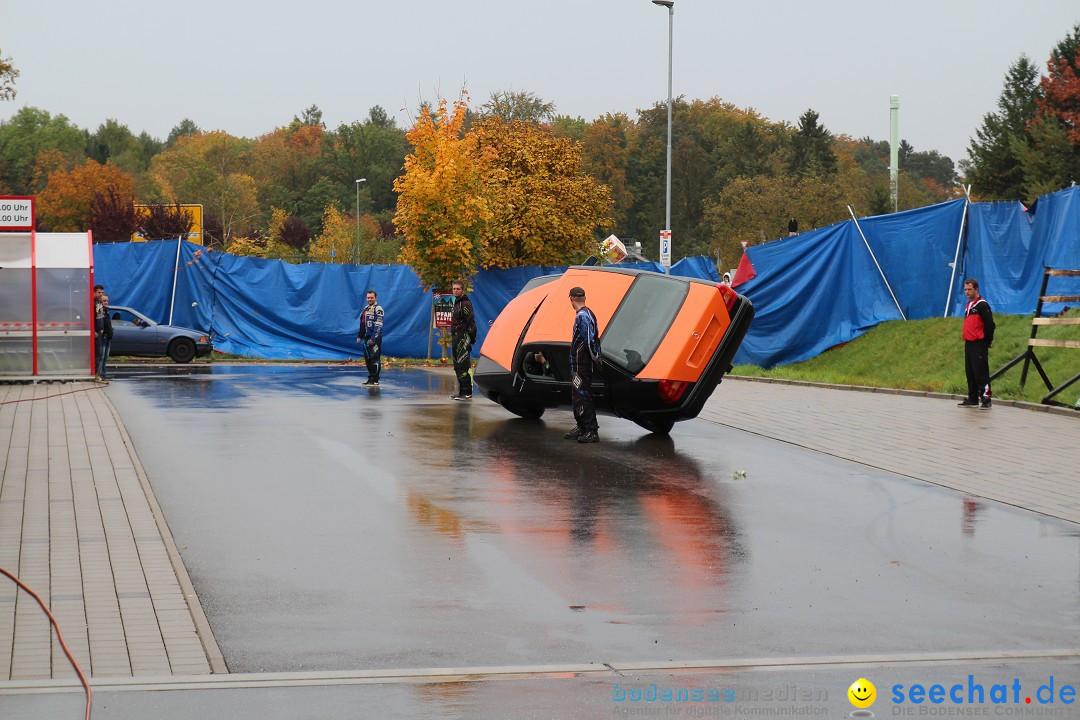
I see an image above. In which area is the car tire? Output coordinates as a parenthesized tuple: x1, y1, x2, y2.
(168, 338, 197, 364)
(633, 416, 675, 435)
(498, 397, 545, 420)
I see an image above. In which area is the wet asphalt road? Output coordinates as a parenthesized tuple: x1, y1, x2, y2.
(102, 365, 1079, 675)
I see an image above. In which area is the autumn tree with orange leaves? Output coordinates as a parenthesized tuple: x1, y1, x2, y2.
(473, 117, 613, 267)
(394, 96, 492, 290)
(36, 160, 135, 233)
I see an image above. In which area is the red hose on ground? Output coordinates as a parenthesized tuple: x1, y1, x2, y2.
(0, 566, 92, 720)
(0, 382, 107, 406)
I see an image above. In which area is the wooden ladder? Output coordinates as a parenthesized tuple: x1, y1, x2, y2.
(989, 268, 1080, 406)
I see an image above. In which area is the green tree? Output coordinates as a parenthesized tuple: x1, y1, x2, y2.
(293, 104, 325, 129)
(479, 90, 556, 123)
(167, 118, 200, 146)
(899, 141, 956, 187)
(581, 113, 634, 231)
(716, 120, 778, 185)
(323, 107, 409, 225)
(551, 115, 587, 142)
(0, 48, 18, 101)
(965, 55, 1041, 200)
(0, 107, 86, 194)
(250, 123, 326, 230)
(703, 173, 854, 263)
(149, 131, 257, 243)
(788, 109, 837, 176)
(1017, 24, 1080, 197)
(86, 119, 147, 173)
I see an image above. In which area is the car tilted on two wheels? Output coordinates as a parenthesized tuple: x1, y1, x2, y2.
(474, 266, 754, 434)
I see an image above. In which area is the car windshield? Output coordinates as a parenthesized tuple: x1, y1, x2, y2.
(518, 274, 559, 295)
(601, 274, 688, 374)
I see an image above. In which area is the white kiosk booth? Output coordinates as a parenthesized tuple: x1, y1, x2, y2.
(1, 198, 95, 380)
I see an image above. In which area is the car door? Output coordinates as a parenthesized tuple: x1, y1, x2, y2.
(109, 308, 157, 354)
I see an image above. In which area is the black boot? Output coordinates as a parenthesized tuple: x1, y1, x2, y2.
(564, 426, 584, 440)
(577, 430, 599, 443)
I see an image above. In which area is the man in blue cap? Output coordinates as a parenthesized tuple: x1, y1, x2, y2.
(565, 286, 601, 443)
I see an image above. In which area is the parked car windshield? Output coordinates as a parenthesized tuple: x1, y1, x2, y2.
(601, 274, 688, 374)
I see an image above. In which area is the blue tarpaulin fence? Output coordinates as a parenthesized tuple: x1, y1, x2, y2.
(93, 185, 1080, 367)
(92, 245, 711, 361)
(732, 185, 1080, 367)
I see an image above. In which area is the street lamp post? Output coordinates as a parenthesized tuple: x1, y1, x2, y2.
(355, 178, 366, 263)
(652, 0, 673, 269)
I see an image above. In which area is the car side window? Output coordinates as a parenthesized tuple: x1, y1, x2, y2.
(111, 310, 141, 326)
(601, 275, 688, 374)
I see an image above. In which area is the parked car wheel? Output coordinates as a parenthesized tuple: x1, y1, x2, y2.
(169, 337, 197, 363)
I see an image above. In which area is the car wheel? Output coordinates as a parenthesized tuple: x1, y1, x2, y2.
(498, 397, 545, 420)
(168, 337, 197, 363)
(633, 416, 675, 435)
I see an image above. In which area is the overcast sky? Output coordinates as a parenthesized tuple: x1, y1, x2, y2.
(2, 1, 1077, 164)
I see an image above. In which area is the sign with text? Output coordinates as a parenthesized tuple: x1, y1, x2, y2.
(0, 196, 35, 231)
(433, 293, 455, 328)
(132, 203, 204, 244)
(659, 229, 672, 267)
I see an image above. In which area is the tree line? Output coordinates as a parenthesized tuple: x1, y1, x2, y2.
(1, 24, 1077, 274)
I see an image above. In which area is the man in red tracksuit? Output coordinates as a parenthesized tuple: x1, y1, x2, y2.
(959, 278, 995, 409)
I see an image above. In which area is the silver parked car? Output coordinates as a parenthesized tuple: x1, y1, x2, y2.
(107, 306, 212, 363)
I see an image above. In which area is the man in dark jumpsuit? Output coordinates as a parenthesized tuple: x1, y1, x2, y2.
(958, 278, 995, 408)
(356, 289, 384, 385)
(449, 280, 476, 400)
(565, 286, 601, 443)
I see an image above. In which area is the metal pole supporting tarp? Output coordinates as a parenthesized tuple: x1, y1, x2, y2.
(847, 206, 907, 321)
(944, 186, 971, 318)
(168, 236, 182, 325)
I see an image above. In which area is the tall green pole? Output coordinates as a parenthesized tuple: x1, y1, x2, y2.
(889, 95, 899, 213)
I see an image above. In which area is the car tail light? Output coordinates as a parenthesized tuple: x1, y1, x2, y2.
(658, 379, 688, 404)
(715, 283, 737, 312)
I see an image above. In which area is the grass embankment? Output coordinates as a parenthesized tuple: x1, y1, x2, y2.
(731, 312, 1080, 407)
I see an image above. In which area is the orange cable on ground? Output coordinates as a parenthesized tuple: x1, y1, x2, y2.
(0, 566, 93, 720)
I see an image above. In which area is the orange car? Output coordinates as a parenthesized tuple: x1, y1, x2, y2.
(474, 266, 754, 433)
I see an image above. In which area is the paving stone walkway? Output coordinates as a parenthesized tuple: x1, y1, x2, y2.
(702, 378, 1080, 525)
(0, 382, 221, 681)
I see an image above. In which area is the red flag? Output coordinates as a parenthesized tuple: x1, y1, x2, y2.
(731, 250, 756, 287)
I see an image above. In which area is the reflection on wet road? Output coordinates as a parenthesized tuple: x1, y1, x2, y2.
(105, 366, 1080, 674)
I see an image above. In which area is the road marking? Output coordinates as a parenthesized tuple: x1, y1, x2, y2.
(3, 649, 1077, 695)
